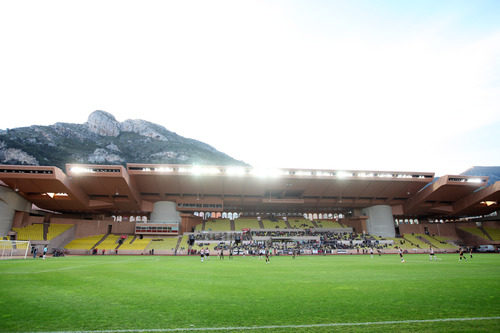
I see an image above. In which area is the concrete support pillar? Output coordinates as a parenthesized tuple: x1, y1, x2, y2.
(150, 201, 181, 224)
(0, 187, 32, 237)
(362, 205, 396, 237)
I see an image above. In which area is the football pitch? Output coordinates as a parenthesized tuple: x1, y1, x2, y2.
(0, 253, 499, 332)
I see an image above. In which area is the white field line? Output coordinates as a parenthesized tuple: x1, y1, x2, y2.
(29, 316, 500, 333)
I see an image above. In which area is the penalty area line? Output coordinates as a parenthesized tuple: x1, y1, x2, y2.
(30, 316, 500, 333)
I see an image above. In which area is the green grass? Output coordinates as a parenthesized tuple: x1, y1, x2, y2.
(0, 254, 499, 332)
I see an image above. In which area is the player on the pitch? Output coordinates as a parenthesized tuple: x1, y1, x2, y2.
(219, 248, 224, 260)
(429, 246, 436, 261)
(200, 248, 205, 263)
(398, 247, 405, 263)
(265, 248, 270, 264)
(459, 248, 467, 262)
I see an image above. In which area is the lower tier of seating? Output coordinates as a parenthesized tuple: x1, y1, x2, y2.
(65, 234, 105, 250)
(120, 237, 151, 250)
(146, 237, 178, 251)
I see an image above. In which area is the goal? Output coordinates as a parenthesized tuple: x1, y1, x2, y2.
(0, 240, 31, 260)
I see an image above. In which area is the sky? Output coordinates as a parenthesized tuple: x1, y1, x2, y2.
(1, 0, 499, 176)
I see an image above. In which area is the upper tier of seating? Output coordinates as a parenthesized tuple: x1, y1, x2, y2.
(193, 218, 348, 232)
(204, 219, 231, 232)
(483, 227, 500, 241)
(47, 224, 73, 240)
(316, 220, 344, 228)
(460, 227, 490, 240)
(234, 219, 260, 230)
(12, 223, 74, 241)
(262, 220, 288, 229)
(402, 233, 434, 249)
(12, 224, 43, 240)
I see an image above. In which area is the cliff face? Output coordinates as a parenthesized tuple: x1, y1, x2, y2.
(0, 110, 245, 170)
(461, 166, 500, 186)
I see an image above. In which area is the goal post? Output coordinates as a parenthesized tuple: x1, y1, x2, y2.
(0, 240, 31, 260)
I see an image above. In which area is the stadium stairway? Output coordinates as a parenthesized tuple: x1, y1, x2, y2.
(478, 226, 494, 241)
(284, 220, 292, 228)
(258, 220, 264, 229)
(418, 234, 444, 249)
(230, 220, 235, 231)
(175, 237, 182, 254)
(401, 235, 420, 248)
(416, 235, 433, 247)
(483, 227, 500, 241)
(311, 220, 319, 228)
(115, 235, 133, 250)
(427, 234, 446, 247)
(91, 234, 109, 250)
(129, 235, 137, 244)
(201, 221, 206, 231)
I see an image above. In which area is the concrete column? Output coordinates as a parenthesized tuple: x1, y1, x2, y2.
(0, 187, 32, 237)
(150, 201, 181, 224)
(362, 205, 396, 237)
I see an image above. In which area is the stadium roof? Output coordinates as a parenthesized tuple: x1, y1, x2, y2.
(0, 163, 497, 217)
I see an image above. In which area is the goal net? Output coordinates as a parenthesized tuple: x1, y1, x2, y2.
(0, 240, 31, 260)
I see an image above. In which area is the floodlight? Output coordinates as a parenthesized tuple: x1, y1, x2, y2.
(178, 167, 192, 173)
(295, 170, 312, 177)
(70, 166, 93, 174)
(188, 166, 221, 176)
(379, 173, 393, 178)
(226, 167, 246, 176)
(156, 167, 174, 173)
(250, 168, 285, 178)
(467, 178, 483, 183)
(358, 172, 374, 178)
(203, 167, 221, 175)
(336, 171, 352, 179)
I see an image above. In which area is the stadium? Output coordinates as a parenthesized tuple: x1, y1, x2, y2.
(0, 163, 499, 332)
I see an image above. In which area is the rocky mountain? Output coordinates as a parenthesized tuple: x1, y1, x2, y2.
(0, 111, 246, 170)
(461, 166, 500, 186)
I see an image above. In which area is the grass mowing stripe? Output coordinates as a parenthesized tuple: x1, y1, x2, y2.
(31, 316, 500, 333)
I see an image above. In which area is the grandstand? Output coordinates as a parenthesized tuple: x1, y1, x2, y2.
(459, 227, 491, 240)
(483, 227, 500, 241)
(262, 219, 288, 229)
(146, 237, 178, 251)
(12, 224, 43, 241)
(234, 218, 261, 231)
(315, 220, 344, 228)
(47, 224, 73, 240)
(120, 237, 152, 251)
(287, 219, 315, 229)
(64, 235, 105, 250)
(402, 233, 432, 249)
(203, 219, 231, 232)
(98, 234, 121, 250)
(0, 163, 498, 256)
